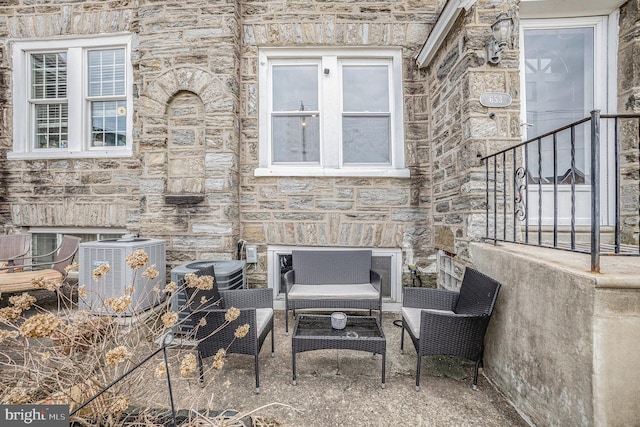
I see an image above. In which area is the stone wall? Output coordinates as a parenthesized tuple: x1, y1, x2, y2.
(618, 0, 640, 246)
(0, 0, 243, 268)
(422, 0, 521, 284)
(238, 0, 437, 286)
(0, 0, 440, 285)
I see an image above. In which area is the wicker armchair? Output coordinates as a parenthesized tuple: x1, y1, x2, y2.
(400, 267, 501, 391)
(187, 266, 274, 394)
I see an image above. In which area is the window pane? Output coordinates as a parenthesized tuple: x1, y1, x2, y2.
(343, 116, 390, 164)
(31, 52, 67, 99)
(91, 101, 127, 147)
(524, 27, 594, 182)
(272, 115, 320, 162)
(34, 103, 68, 148)
(31, 233, 57, 264)
(343, 65, 389, 112)
(88, 48, 126, 97)
(272, 65, 318, 111)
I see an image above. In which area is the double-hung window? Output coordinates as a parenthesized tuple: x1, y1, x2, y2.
(257, 48, 408, 177)
(10, 34, 133, 159)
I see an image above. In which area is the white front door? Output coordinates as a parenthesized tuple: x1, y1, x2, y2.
(520, 17, 613, 227)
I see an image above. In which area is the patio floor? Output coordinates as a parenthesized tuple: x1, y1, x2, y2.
(160, 310, 528, 426)
(1, 289, 528, 426)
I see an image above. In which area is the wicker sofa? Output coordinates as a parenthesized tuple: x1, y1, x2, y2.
(283, 249, 382, 333)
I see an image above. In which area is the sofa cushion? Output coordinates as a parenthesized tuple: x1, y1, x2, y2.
(256, 308, 273, 336)
(288, 283, 378, 300)
(0, 269, 63, 294)
(401, 307, 455, 337)
(291, 250, 372, 285)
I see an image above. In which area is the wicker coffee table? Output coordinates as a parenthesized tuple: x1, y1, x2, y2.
(291, 314, 386, 388)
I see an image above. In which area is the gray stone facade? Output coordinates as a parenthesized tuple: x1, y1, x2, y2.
(0, 0, 638, 288)
(0, 0, 436, 287)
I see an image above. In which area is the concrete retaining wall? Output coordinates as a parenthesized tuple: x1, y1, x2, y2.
(471, 242, 640, 427)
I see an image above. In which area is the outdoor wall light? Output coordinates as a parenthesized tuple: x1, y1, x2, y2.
(486, 12, 514, 65)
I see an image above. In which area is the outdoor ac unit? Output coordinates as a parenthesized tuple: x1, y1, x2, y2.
(170, 260, 246, 334)
(78, 238, 166, 315)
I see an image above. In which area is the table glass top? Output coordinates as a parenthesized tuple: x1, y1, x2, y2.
(294, 314, 383, 338)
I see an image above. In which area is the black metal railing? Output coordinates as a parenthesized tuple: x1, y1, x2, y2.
(70, 333, 178, 426)
(481, 110, 640, 272)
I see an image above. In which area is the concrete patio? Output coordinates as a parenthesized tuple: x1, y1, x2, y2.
(162, 311, 528, 426)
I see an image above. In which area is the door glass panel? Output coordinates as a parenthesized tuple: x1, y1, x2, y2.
(523, 27, 594, 184)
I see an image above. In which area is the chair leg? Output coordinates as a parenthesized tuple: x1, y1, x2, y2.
(285, 309, 289, 335)
(415, 354, 421, 391)
(255, 354, 260, 394)
(271, 327, 275, 356)
(400, 324, 405, 353)
(197, 352, 205, 388)
(472, 358, 481, 391)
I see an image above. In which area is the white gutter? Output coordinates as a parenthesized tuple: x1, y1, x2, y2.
(415, 0, 477, 68)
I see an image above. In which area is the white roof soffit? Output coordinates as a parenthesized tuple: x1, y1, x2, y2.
(415, 0, 477, 69)
(520, 0, 627, 18)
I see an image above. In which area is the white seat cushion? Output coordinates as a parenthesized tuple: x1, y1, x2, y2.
(401, 307, 455, 337)
(256, 308, 273, 336)
(288, 283, 378, 300)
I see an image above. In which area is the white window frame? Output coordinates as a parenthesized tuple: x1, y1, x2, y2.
(10, 33, 133, 160)
(266, 245, 403, 310)
(256, 47, 409, 178)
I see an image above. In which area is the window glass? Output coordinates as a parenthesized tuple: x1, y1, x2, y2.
(31, 232, 125, 260)
(272, 115, 320, 162)
(88, 49, 127, 148)
(342, 116, 390, 164)
(12, 36, 132, 159)
(31, 233, 58, 264)
(523, 27, 594, 183)
(88, 49, 126, 97)
(271, 65, 320, 163)
(31, 53, 68, 149)
(31, 52, 67, 99)
(35, 104, 68, 149)
(342, 65, 388, 112)
(272, 65, 318, 111)
(258, 48, 406, 177)
(91, 101, 127, 147)
(342, 65, 391, 164)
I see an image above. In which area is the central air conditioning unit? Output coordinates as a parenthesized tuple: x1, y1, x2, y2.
(78, 238, 166, 315)
(170, 260, 246, 334)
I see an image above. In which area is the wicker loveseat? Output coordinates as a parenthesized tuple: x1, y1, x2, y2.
(283, 249, 382, 333)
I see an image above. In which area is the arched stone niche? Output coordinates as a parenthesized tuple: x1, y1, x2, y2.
(142, 67, 230, 205)
(166, 91, 205, 196)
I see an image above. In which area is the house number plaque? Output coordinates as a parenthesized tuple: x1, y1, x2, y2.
(480, 92, 512, 108)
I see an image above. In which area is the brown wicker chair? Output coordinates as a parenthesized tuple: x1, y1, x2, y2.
(187, 266, 274, 394)
(400, 267, 501, 391)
